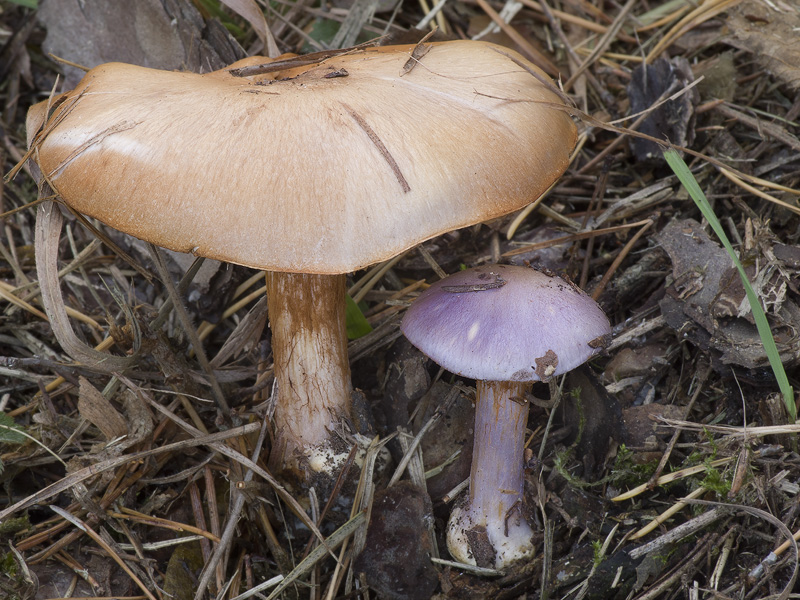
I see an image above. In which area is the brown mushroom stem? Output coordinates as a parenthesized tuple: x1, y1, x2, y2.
(265, 271, 353, 478)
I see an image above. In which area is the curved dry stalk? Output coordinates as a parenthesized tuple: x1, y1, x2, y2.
(35, 201, 138, 371)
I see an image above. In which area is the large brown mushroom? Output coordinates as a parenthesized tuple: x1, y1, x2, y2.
(27, 40, 577, 485)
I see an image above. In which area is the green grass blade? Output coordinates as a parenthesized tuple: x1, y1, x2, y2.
(345, 293, 372, 340)
(663, 149, 795, 421)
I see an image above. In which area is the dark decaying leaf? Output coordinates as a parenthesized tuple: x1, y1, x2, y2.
(162, 541, 204, 600)
(560, 364, 624, 480)
(627, 57, 698, 162)
(354, 481, 439, 600)
(37, 0, 245, 87)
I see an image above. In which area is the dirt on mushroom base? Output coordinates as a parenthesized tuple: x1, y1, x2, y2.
(2, 1, 800, 599)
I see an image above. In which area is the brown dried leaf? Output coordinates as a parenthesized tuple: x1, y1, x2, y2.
(120, 390, 154, 447)
(400, 29, 436, 76)
(724, 1, 800, 90)
(163, 541, 204, 600)
(78, 377, 128, 440)
(657, 219, 800, 369)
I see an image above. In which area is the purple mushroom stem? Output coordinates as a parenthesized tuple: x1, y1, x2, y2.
(450, 380, 534, 568)
(470, 381, 529, 516)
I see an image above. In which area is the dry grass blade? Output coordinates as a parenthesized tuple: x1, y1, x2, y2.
(198, 286, 266, 344)
(131, 381, 331, 551)
(349, 251, 407, 303)
(227, 39, 382, 77)
(319, 436, 389, 599)
(192, 415, 269, 600)
(0, 282, 49, 321)
(502, 218, 653, 258)
(628, 510, 729, 562)
(657, 418, 800, 440)
(414, 0, 447, 30)
(388, 385, 460, 486)
(33, 337, 116, 398)
(50, 506, 158, 600)
(229, 574, 284, 600)
(474, 0, 558, 75)
(148, 244, 230, 416)
(110, 507, 221, 543)
(0, 423, 261, 522)
(562, 0, 636, 91)
(752, 522, 800, 582)
(265, 511, 367, 600)
(591, 217, 653, 300)
(517, 0, 612, 34)
(635, 1, 693, 32)
(431, 556, 504, 576)
(686, 498, 799, 600)
(646, 0, 743, 62)
(716, 102, 800, 153)
(630, 533, 720, 600)
(5, 76, 68, 183)
(0, 278, 104, 330)
(719, 167, 800, 216)
(506, 179, 558, 239)
(612, 457, 734, 502)
(220, 0, 280, 57)
(339, 434, 394, 596)
(629, 487, 706, 540)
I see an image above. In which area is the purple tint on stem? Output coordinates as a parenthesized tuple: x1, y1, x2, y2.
(470, 380, 530, 519)
(447, 379, 535, 568)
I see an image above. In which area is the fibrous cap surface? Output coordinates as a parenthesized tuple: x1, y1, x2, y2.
(28, 41, 576, 273)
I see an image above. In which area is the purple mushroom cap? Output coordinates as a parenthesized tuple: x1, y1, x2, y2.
(401, 264, 611, 382)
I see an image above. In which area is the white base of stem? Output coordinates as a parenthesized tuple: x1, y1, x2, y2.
(447, 502, 534, 569)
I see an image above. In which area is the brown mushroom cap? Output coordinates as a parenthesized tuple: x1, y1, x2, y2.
(29, 41, 576, 274)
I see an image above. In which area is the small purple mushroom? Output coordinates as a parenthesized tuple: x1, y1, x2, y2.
(400, 264, 611, 569)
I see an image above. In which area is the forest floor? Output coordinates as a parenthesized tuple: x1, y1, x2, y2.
(1, 0, 800, 599)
